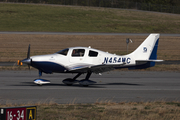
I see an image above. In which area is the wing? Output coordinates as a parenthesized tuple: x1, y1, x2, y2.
(67, 63, 126, 73)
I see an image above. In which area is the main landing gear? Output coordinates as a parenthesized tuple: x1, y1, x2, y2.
(62, 72, 96, 86)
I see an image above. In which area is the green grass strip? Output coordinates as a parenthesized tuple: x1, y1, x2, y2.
(0, 3, 180, 33)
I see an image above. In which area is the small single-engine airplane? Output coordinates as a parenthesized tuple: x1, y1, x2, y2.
(17, 33, 163, 86)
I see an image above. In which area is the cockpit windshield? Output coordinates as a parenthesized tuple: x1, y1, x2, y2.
(56, 48, 69, 56)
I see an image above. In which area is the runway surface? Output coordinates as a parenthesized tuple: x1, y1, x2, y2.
(0, 70, 180, 104)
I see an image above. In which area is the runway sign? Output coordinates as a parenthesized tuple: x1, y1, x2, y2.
(0, 106, 36, 120)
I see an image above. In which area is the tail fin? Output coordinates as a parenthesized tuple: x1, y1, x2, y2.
(129, 33, 163, 69)
(131, 33, 160, 60)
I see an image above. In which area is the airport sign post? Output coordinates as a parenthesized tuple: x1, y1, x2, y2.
(126, 38, 129, 53)
(0, 106, 36, 120)
(126, 38, 133, 54)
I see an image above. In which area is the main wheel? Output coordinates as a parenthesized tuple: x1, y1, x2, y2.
(62, 78, 78, 86)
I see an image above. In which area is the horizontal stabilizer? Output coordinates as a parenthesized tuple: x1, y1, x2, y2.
(136, 59, 163, 65)
(136, 60, 164, 62)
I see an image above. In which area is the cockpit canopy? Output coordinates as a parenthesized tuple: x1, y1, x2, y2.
(56, 48, 69, 56)
(56, 47, 99, 57)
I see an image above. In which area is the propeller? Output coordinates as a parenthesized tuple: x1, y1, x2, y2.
(27, 44, 30, 59)
(17, 44, 32, 69)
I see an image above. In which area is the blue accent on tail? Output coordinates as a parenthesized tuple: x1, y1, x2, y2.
(128, 38, 159, 70)
(150, 38, 159, 60)
(149, 38, 159, 67)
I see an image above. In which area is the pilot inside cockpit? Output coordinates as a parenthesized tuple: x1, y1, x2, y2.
(72, 49, 85, 57)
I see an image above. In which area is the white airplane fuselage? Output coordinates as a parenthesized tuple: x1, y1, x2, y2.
(30, 47, 135, 74)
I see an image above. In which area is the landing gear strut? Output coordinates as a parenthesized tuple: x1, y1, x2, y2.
(79, 72, 96, 87)
(73, 73, 82, 80)
(39, 70, 42, 78)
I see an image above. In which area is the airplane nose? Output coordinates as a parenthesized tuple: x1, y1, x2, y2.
(21, 58, 32, 64)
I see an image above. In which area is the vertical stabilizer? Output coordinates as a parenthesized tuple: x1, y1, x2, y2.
(128, 33, 162, 69)
(130, 34, 160, 60)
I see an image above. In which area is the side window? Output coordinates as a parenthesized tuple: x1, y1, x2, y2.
(72, 49, 85, 57)
(56, 48, 69, 56)
(89, 50, 98, 57)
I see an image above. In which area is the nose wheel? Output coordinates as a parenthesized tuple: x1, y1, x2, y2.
(34, 70, 51, 86)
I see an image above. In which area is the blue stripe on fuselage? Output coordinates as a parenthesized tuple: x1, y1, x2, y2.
(31, 61, 66, 74)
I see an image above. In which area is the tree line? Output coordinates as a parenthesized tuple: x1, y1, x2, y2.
(127, 0, 180, 6)
(1, 0, 180, 14)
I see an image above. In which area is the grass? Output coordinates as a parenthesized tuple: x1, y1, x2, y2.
(0, 34, 179, 62)
(0, 3, 180, 33)
(2, 101, 180, 120)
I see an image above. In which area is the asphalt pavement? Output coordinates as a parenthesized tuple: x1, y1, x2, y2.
(0, 70, 179, 104)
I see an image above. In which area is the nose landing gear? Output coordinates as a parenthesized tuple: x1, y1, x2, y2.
(33, 70, 50, 86)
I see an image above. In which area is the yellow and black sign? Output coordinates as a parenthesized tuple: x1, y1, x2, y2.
(0, 106, 36, 120)
(26, 107, 36, 120)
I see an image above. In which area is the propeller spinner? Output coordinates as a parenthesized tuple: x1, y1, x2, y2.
(17, 44, 32, 69)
